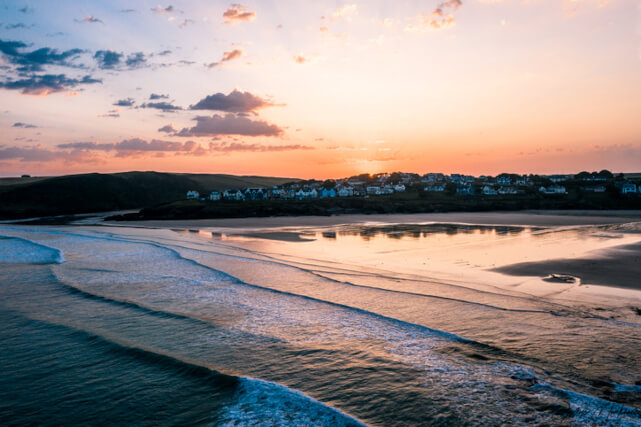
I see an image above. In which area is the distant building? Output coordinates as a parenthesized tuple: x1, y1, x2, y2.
(621, 183, 637, 194)
(394, 184, 406, 192)
(223, 189, 245, 201)
(582, 186, 606, 193)
(496, 176, 511, 185)
(337, 186, 354, 197)
(320, 188, 337, 198)
(549, 175, 571, 183)
(456, 184, 475, 195)
(296, 188, 318, 199)
(424, 184, 445, 192)
(482, 185, 498, 195)
(186, 190, 200, 199)
(209, 191, 221, 201)
(366, 186, 382, 195)
(498, 186, 518, 195)
(422, 173, 444, 183)
(244, 188, 266, 200)
(539, 186, 567, 195)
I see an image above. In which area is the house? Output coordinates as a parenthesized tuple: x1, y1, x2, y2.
(456, 184, 475, 195)
(515, 178, 531, 186)
(424, 184, 445, 192)
(482, 185, 498, 195)
(394, 184, 406, 192)
(337, 186, 354, 197)
(539, 186, 567, 195)
(244, 188, 266, 201)
(583, 186, 606, 193)
(498, 186, 518, 195)
(449, 174, 463, 184)
(380, 185, 394, 195)
(296, 188, 318, 199)
(621, 183, 637, 194)
(366, 186, 382, 195)
(422, 173, 444, 183)
(223, 189, 245, 201)
(320, 188, 337, 198)
(496, 176, 511, 185)
(186, 190, 200, 199)
(209, 191, 221, 201)
(549, 175, 570, 183)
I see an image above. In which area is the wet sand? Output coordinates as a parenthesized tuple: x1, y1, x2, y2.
(110, 210, 641, 230)
(494, 242, 641, 291)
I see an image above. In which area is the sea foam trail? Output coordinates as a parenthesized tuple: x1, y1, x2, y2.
(0, 235, 65, 264)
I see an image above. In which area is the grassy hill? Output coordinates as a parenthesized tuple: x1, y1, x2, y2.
(0, 171, 297, 219)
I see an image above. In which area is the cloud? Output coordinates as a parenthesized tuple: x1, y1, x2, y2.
(139, 101, 182, 111)
(189, 89, 278, 113)
(223, 4, 256, 24)
(151, 5, 174, 14)
(57, 138, 204, 157)
(293, 55, 308, 64)
(113, 98, 135, 107)
(76, 16, 103, 24)
(0, 39, 84, 72)
(179, 19, 195, 28)
(125, 52, 146, 68)
(158, 123, 177, 133)
(176, 114, 284, 137)
(0, 74, 101, 96)
(94, 50, 123, 69)
(209, 142, 315, 152)
(12, 122, 38, 128)
(332, 4, 357, 20)
(0, 145, 70, 162)
(149, 93, 169, 100)
(93, 50, 146, 69)
(98, 109, 120, 118)
(406, 0, 463, 32)
(4, 23, 34, 30)
(120, 8, 137, 13)
(206, 49, 243, 68)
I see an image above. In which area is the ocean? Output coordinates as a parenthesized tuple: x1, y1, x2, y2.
(1, 221, 640, 426)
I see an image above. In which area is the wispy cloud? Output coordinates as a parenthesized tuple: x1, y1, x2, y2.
(113, 98, 135, 107)
(76, 15, 103, 24)
(206, 49, 243, 68)
(209, 142, 315, 152)
(151, 5, 174, 14)
(0, 74, 101, 96)
(223, 4, 256, 24)
(12, 122, 38, 128)
(139, 101, 182, 112)
(406, 0, 463, 32)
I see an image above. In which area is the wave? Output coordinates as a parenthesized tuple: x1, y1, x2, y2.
(0, 235, 65, 264)
(19, 313, 367, 427)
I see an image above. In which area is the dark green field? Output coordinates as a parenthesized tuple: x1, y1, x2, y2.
(0, 172, 296, 219)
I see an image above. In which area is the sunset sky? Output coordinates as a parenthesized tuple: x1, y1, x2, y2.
(1, 0, 640, 178)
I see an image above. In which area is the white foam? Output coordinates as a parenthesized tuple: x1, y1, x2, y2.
(220, 377, 366, 426)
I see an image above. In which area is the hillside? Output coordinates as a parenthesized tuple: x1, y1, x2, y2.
(0, 171, 297, 219)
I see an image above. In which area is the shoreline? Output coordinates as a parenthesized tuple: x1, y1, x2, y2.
(105, 210, 641, 230)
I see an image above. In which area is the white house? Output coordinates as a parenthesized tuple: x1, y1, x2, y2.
(296, 188, 318, 199)
(621, 183, 637, 194)
(209, 191, 221, 201)
(337, 186, 354, 197)
(539, 186, 567, 195)
(498, 186, 518, 195)
(482, 185, 498, 195)
(244, 188, 265, 200)
(186, 190, 200, 199)
(394, 184, 406, 192)
(366, 186, 382, 195)
(496, 176, 511, 185)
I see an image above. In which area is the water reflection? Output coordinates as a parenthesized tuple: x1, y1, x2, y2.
(319, 224, 531, 242)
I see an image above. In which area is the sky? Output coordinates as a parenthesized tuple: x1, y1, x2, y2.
(0, 0, 640, 178)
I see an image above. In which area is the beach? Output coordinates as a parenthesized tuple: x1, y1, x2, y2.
(2, 211, 641, 425)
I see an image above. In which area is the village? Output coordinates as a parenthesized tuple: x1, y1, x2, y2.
(186, 171, 640, 202)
